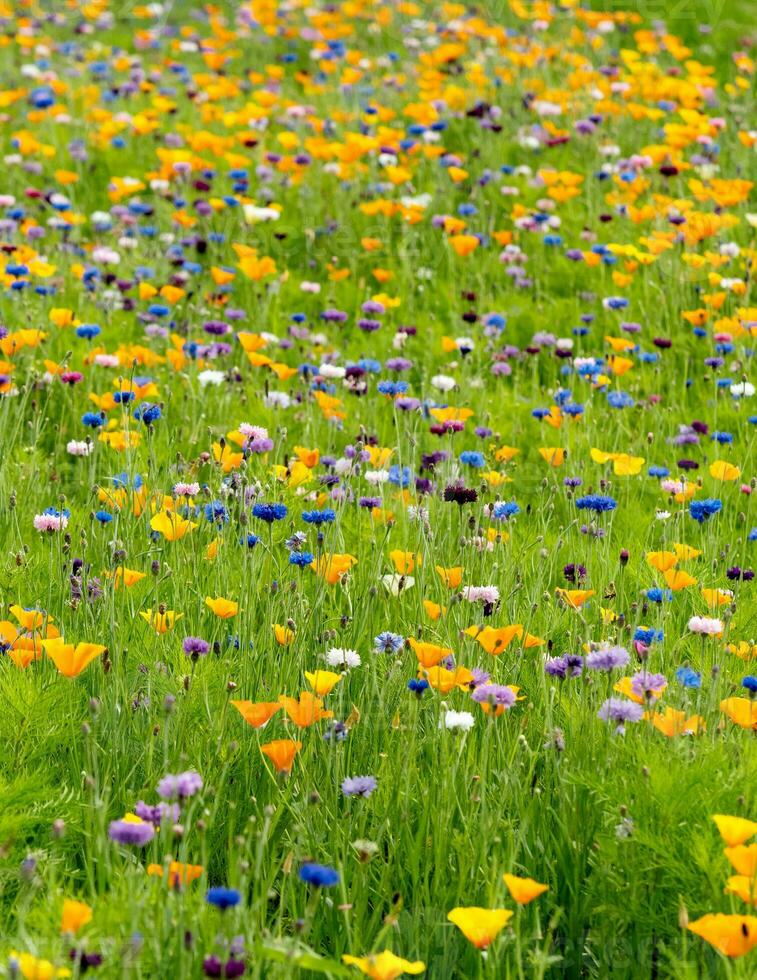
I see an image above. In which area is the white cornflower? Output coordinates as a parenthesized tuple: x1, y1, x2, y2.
(688, 616, 724, 636)
(431, 374, 456, 392)
(197, 370, 225, 388)
(325, 648, 361, 669)
(442, 710, 475, 732)
(66, 440, 92, 457)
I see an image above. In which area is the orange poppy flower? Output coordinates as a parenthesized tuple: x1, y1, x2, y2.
(231, 701, 282, 729)
(261, 739, 302, 773)
(42, 638, 107, 678)
(278, 692, 333, 728)
(503, 874, 549, 904)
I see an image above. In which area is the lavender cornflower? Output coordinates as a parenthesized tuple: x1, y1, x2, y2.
(341, 775, 378, 798)
(597, 698, 644, 734)
(585, 646, 630, 672)
(471, 684, 516, 708)
(157, 770, 203, 801)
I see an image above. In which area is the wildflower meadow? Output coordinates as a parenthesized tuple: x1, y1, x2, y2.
(0, 0, 756, 977)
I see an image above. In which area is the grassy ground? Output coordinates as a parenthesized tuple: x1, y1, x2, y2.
(0, 0, 756, 978)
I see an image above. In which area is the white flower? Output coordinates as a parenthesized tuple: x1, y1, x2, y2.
(319, 363, 346, 380)
(365, 469, 389, 485)
(442, 710, 475, 732)
(93, 353, 119, 368)
(91, 247, 120, 265)
(300, 280, 321, 293)
(400, 193, 431, 209)
(264, 391, 291, 409)
(431, 374, 456, 392)
(730, 381, 754, 398)
(325, 648, 361, 669)
(533, 100, 562, 117)
(382, 573, 414, 596)
(197, 370, 226, 388)
(660, 479, 686, 495)
(66, 440, 92, 457)
(688, 616, 724, 636)
(462, 586, 500, 604)
(34, 512, 68, 533)
(655, 510, 671, 521)
(243, 204, 280, 223)
(238, 423, 269, 440)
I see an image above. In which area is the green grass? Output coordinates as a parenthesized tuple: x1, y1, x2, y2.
(0, 0, 755, 977)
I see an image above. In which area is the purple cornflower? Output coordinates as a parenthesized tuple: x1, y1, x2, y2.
(134, 801, 180, 827)
(157, 770, 204, 800)
(469, 667, 491, 687)
(341, 775, 378, 798)
(630, 671, 667, 702)
(544, 654, 584, 679)
(183, 636, 210, 659)
(108, 818, 155, 846)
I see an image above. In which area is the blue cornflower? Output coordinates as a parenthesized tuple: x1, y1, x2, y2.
(377, 380, 408, 396)
(252, 502, 287, 523)
(298, 863, 339, 887)
(603, 296, 629, 310)
(607, 391, 634, 409)
(563, 403, 584, 417)
(242, 534, 259, 549)
(206, 887, 241, 910)
(492, 501, 520, 520)
(95, 511, 113, 525)
(133, 403, 162, 425)
(634, 627, 663, 645)
(575, 495, 617, 513)
(689, 499, 722, 523)
(388, 465, 412, 487)
(749, 528, 757, 542)
(407, 678, 429, 695)
(81, 411, 104, 428)
(302, 509, 335, 525)
(711, 431, 733, 444)
(645, 588, 673, 603)
(742, 676, 757, 694)
(374, 632, 405, 654)
(114, 391, 135, 404)
(289, 551, 314, 567)
(205, 501, 228, 524)
(675, 667, 702, 688)
(460, 451, 485, 468)
(76, 323, 101, 340)
(648, 466, 669, 478)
